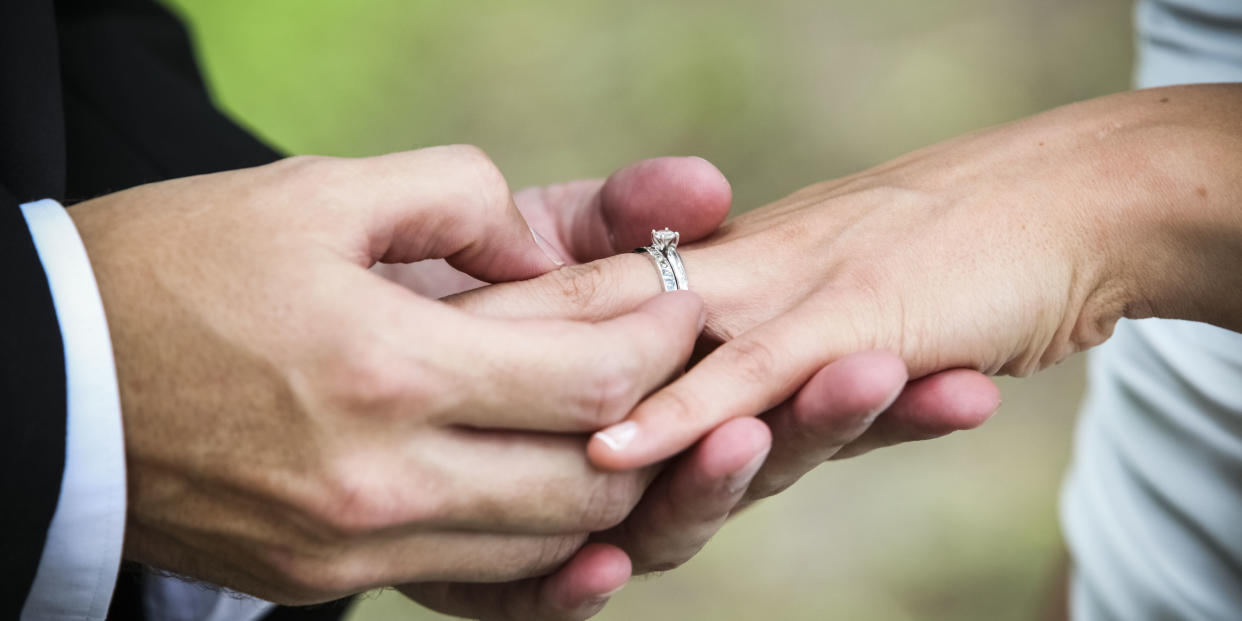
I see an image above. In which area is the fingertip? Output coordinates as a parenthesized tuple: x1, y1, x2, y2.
(542, 544, 631, 612)
(793, 350, 909, 420)
(588, 424, 645, 471)
(895, 369, 1000, 433)
(600, 156, 732, 248)
(531, 226, 567, 267)
(589, 415, 687, 472)
(672, 156, 733, 227)
(694, 417, 772, 479)
(939, 370, 1001, 429)
(589, 413, 766, 476)
(577, 544, 632, 594)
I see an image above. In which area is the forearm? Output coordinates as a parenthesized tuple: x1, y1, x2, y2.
(1088, 84, 1242, 331)
(456, 84, 1242, 345)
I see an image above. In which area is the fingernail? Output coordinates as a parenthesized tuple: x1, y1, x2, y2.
(867, 385, 905, 420)
(600, 584, 626, 598)
(725, 450, 769, 495)
(594, 421, 638, 452)
(585, 584, 626, 606)
(531, 227, 565, 266)
(697, 308, 708, 332)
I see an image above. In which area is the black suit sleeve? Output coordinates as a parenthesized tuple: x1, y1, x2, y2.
(3, 1, 350, 618)
(0, 0, 70, 616)
(55, 0, 281, 202)
(0, 0, 275, 614)
(0, 187, 68, 619)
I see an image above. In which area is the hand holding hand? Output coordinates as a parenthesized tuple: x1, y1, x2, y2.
(457, 86, 1242, 471)
(426, 84, 1242, 619)
(398, 155, 740, 620)
(71, 146, 707, 604)
(408, 157, 999, 620)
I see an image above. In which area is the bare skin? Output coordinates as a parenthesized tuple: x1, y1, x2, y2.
(70, 146, 719, 605)
(71, 140, 987, 617)
(395, 159, 1000, 620)
(432, 84, 1242, 619)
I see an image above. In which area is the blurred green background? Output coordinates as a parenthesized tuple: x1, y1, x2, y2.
(161, 0, 1135, 619)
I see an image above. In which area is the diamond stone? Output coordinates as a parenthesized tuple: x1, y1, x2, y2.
(652, 228, 679, 249)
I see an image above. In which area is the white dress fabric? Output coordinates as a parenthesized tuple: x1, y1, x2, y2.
(1060, 2, 1242, 619)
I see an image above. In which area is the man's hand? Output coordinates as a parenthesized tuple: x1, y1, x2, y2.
(70, 146, 710, 605)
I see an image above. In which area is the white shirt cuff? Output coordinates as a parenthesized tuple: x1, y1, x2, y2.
(19, 198, 126, 621)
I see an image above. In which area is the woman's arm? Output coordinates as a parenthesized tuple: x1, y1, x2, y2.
(452, 82, 1242, 466)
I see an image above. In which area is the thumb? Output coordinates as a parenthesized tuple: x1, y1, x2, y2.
(337, 145, 564, 282)
(590, 156, 731, 255)
(517, 156, 733, 265)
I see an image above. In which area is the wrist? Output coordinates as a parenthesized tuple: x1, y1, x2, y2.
(1073, 85, 1242, 330)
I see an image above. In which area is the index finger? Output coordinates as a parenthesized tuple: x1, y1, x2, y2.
(444, 251, 654, 322)
(439, 290, 706, 433)
(587, 302, 852, 470)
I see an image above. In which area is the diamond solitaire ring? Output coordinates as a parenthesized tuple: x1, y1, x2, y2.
(634, 228, 689, 291)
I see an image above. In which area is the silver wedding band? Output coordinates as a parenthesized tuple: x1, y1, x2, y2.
(664, 244, 689, 290)
(634, 228, 689, 291)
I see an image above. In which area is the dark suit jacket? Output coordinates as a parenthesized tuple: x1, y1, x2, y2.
(1, 1, 348, 618)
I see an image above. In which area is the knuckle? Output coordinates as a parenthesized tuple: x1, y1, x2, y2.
(441, 142, 492, 167)
(441, 144, 510, 212)
(322, 347, 432, 418)
(548, 262, 610, 313)
(326, 488, 386, 539)
(306, 468, 387, 539)
(837, 264, 890, 305)
(269, 155, 353, 215)
(484, 534, 585, 581)
(718, 338, 777, 384)
(578, 474, 643, 530)
(301, 457, 443, 540)
(577, 363, 639, 427)
(655, 387, 704, 429)
(263, 549, 360, 604)
(527, 534, 587, 576)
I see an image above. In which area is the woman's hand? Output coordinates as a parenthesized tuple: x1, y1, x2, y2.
(456, 84, 1242, 471)
(406, 84, 1242, 619)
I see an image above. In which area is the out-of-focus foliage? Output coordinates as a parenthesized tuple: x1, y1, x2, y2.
(161, 0, 1132, 618)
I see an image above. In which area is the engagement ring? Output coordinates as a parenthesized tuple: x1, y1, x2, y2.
(634, 228, 689, 291)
